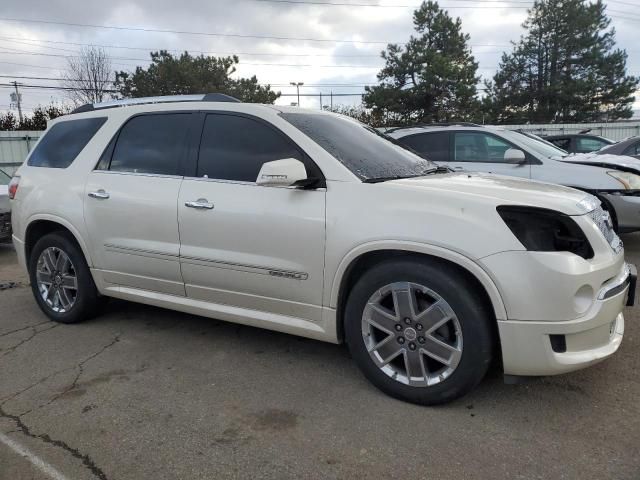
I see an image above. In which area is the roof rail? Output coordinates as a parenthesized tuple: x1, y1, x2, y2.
(71, 93, 241, 114)
(384, 122, 481, 134)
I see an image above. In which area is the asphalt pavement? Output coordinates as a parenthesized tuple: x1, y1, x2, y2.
(1, 236, 639, 480)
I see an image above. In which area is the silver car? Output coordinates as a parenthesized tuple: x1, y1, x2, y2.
(386, 124, 640, 233)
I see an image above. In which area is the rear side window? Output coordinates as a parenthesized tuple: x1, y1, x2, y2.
(623, 142, 640, 156)
(107, 114, 191, 175)
(399, 132, 450, 162)
(197, 114, 310, 182)
(28, 117, 106, 168)
(576, 137, 608, 152)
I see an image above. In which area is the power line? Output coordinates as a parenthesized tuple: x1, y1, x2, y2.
(253, 0, 534, 5)
(0, 17, 401, 45)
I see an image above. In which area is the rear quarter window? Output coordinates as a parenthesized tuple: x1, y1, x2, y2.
(28, 117, 107, 168)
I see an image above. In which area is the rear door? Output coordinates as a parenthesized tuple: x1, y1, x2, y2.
(177, 112, 326, 321)
(84, 112, 196, 296)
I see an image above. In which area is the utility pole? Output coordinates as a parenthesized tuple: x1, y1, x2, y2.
(290, 82, 304, 107)
(330, 90, 333, 111)
(319, 92, 322, 110)
(12, 81, 23, 123)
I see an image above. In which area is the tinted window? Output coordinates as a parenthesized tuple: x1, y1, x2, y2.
(197, 114, 306, 182)
(280, 113, 433, 181)
(576, 137, 608, 152)
(549, 137, 571, 151)
(623, 142, 640, 156)
(28, 117, 106, 168)
(109, 114, 191, 175)
(453, 132, 513, 162)
(399, 132, 449, 162)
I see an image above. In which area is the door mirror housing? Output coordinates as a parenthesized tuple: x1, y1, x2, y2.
(256, 158, 308, 187)
(504, 148, 526, 164)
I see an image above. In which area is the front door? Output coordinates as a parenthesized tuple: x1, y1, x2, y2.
(84, 112, 195, 296)
(447, 131, 532, 179)
(178, 112, 326, 321)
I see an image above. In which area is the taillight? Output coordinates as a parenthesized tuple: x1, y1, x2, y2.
(8, 176, 19, 200)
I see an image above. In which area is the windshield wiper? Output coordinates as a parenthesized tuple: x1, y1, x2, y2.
(363, 166, 452, 183)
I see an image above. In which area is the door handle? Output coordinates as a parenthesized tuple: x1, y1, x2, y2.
(453, 166, 464, 170)
(185, 199, 214, 210)
(88, 189, 110, 199)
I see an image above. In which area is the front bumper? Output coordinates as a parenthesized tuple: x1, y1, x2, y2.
(497, 262, 634, 376)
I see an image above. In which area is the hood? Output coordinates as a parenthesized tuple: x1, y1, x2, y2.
(559, 152, 640, 173)
(390, 172, 593, 216)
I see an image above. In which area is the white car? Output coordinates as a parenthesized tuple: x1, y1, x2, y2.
(385, 124, 640, 233)
(9, 95, 635, 405)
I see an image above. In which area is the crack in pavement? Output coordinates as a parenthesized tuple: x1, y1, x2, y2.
(0, 320, 51, 338)
(0, 334, 121, 480)
(1, 323, 60, 357)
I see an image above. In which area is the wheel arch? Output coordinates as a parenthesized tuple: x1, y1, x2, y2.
(331, 242, 507, 342)
(24, 215, 93, 267)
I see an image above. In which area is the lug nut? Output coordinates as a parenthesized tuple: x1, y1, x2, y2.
(418, 336, 425, 344)
(415, 323, 423, 331)
(404, 317, 411, 325)
(409, 342, 416, 350)
(395, 324, 403, 331)
(397, 337, 405, 344)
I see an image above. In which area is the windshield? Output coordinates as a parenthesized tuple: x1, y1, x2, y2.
(500, 130, 569, 159)
(280, 112, 434, 181)
(0, 169, 10, 185)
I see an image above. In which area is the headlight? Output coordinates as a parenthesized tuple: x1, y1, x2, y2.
(607, 171, 640, 189)
(497, 206, 594, 259)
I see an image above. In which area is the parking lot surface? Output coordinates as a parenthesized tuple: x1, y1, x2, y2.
(1, 237, 639, 480)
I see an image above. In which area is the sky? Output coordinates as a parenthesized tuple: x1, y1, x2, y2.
(0, 0, 638, 114)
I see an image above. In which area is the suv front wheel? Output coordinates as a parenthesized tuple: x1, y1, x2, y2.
(345, 258, 494, 405)
(29, 232, 102, 323)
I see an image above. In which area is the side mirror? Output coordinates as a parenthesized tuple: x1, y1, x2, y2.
(504, 148, 526, 164)
(256, 158, 308, 187)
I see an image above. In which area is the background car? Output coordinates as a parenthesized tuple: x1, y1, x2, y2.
(0, 168, 12, 243)
(385, 123, 640, 232)
(595, 136, 640, 160)
(542, 132, 615, 153)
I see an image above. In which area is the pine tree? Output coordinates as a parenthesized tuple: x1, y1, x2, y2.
(485, 0, 638, 123)
(363, 1, 479, 124)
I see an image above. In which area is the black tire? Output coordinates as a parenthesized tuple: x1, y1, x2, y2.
(28, 231, 103, 323)
(344, 258, 494, 405)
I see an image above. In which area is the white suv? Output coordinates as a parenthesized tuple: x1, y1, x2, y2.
(9, 95, 636, 405)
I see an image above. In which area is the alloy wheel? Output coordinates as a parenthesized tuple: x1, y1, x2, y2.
(36, 247, 78, 313)
(361, 282, 463, 387)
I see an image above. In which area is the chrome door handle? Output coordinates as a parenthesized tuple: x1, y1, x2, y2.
(88, 189, 110, 199)
(453, 166, 464, 170)
(185, 199, 214, 210)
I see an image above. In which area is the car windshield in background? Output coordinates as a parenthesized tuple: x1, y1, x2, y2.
(501, 130, 568, 159)
(280, 112, 435, 181)
(0, 170, 10, 185)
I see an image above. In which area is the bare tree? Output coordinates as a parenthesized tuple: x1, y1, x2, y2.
(62, 46, 113, 105)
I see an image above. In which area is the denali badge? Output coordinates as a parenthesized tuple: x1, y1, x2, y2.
(269, 270, 308, 280)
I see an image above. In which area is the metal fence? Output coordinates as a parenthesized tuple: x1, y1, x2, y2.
(501, 121, 640, 142)
(0, 131, 41, 176)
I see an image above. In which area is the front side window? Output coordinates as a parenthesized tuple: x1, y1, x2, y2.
(576, 137, 609, 153)
(28, 117, 106, 168)
(107, 114, 191, 175)
(399, 132, 450, 162)
(197, 114, 308, 182)
(280, 112, 433, 181)
(453, 132, 512, 162)
(549, 137, 571, 151)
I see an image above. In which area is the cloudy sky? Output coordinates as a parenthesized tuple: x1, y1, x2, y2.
(0, 0, 638, 114)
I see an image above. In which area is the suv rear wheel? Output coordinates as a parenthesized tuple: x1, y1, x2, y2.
(345, 258, 494, 405)
(29, 232, 102, 323)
